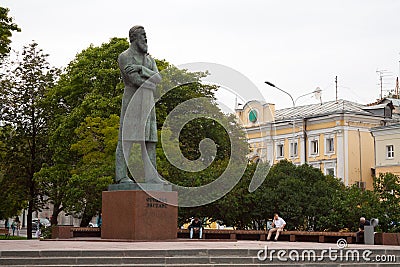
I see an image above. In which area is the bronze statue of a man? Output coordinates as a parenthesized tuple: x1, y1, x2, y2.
(115, 26, 161, 184)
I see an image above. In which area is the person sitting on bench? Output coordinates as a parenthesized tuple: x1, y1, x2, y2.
(188, 217, 203, 239)
(267, 213, 286, 241)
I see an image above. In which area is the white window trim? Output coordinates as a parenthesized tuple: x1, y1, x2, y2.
(275, 140, 285, 159)
(290, 141, 299, 158)
(386, 145, 394, 159)
(325, 136, 335, 155)
(310, 162, 321, 170)
(309, 136, 320, 157)
(325, 168, 335, 176)
(323, 160, 337, 176)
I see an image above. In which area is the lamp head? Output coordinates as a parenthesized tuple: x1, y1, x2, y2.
(265, 81, 276, 88)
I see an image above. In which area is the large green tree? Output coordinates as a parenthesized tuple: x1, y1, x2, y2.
(0, 125, 28, 220)
(208, 162, 267, 230)
(374, 172, 400, 232)
(0, 6, 20, 60)
(211, 160, 374, 231)
(0, 42, 59, 238)
(65, 115, 117, 225)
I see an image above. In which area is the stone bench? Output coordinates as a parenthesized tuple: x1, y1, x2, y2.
(52, 226, 101, 239)
(177, 229, 356, 243)
(282, 230, 356, 244)
(178, 229, 268, 240)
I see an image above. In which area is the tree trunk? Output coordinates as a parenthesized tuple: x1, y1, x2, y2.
(27, 198, 33, 239)
(22, 209, 26, 227)
(27, 166, 34, 239)
(51, 204, 62, 225)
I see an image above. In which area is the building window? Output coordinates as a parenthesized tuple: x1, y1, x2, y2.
(310, 163, 320, 170)
(277, 144, 284, 158)
(249, 109, 258, 123)
(326, 168, 335, 176)
(290, 142, 298, 157)
(324, 161, 336, 176)
(310, 140, 319, 155)
(326, 137, 334, 153)
(386, 145, 394, 159)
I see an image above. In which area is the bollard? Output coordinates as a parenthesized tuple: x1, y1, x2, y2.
(364, 218, 379, 245)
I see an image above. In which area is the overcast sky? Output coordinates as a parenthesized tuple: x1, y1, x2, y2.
(3, 0, 400, 110)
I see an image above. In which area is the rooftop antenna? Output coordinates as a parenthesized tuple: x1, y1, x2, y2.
(376, 69, 393, 99)
(235, 95, 238, 109)
(335, 76, 338, 103)
(235, 94, 243, 109)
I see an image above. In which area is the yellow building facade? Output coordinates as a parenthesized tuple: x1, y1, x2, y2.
(236, 99, 395, 190)
(371, 124, 400, 177)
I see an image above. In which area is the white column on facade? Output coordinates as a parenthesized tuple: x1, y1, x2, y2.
(336, 129, 345, 184)
(266, 137, 274, 164)
(344, 128, 349, 186)
(299, 135, 306, 164)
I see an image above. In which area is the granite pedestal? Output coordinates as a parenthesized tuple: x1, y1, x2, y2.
(101, 188, 178, 240)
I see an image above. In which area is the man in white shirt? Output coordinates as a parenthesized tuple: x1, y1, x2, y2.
(267, 213, 286, 241)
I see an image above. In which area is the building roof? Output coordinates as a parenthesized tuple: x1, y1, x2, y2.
(274, 99, 377, 121)
(367, 97, 400, 107)
(370, 123, 400, 132)
(235, 100, 271, 111)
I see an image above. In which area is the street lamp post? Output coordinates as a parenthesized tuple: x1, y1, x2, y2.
(264, 81, 322, 162)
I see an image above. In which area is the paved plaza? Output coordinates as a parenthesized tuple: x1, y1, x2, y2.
(0, 239, 399, 251)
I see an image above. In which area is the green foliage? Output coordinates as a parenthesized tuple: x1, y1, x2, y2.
(0, 125, 28, 219)
(0, 42, 59, 238)
(200, 159, 386, 232)
(374, 173, 400, 232)
(0, 6, 20, 59)
(40, 225, 53, 239)
(210, 163, 265, 229)
(340, 185, 381, 231)
(65, 116, 117, 226)
(155, 67, 248, 188)
(0, 235, 26, 240)
(34, 164, 71, 225)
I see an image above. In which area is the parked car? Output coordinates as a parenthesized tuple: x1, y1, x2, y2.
(32, 218, 51, 232)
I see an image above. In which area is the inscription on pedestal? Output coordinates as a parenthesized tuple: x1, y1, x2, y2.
(146, 197, 167, 208)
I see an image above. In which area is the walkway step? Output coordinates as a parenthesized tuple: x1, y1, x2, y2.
(1, 248, 399, 266)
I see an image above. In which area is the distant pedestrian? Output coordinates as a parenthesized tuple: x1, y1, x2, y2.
(35, 221, 42, 238)
(11, 219, 16, 236)
(97, 213, 102, 228)
(15, 216, 21, 236)
(267, 213, 286, 241)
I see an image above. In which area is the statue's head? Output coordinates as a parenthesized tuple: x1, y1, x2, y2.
(129, 25, 148, 53)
